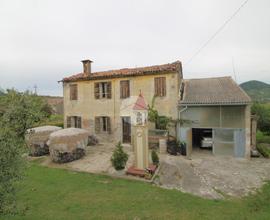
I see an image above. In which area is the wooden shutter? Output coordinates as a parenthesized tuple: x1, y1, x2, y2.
(161, 77, 166, 96)
(120, 80, 130, 99)
(70, 84, 78, 100)
(76, 117, 82, 128)
(67, 116, 71, 128)
(154, 77, 166, 97)
(95, 117, 100, 133)
(106, 117, 111, 134)
(107, 82, 112, 99)
(94, 83, 100, 99)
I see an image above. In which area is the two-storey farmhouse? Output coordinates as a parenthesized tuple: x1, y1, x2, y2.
(61, 60, 182, 143)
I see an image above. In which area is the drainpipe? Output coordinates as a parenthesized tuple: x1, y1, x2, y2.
(178, 105, 188, 141)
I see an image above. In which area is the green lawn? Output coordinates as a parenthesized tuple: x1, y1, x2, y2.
(2, 164, 270, 220)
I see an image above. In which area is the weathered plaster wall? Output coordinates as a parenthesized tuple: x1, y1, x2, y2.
(63, 72, 180, 142)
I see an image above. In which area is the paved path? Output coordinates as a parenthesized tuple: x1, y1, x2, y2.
(155, 152, 270, 199)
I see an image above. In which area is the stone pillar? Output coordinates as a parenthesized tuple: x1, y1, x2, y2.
(250, 115, 257, 148)
(245, 105, 251, 158)
(133, 125, 149, 169)
(186, 128, 192, 159)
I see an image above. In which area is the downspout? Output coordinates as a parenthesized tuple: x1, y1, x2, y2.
(178, 105, 188, 141)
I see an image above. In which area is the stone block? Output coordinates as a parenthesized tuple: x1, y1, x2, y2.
(25, 126, 62, 156)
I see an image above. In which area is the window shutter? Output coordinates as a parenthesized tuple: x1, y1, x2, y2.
(107, 117, 111, 134)
(162, 77, 166, 96)
(95, 117, 100, 133)
(77, 117, 82, 128)
(94, 83, 100, 99)
(120, 80, 130, 99)
(107, 82, 112, 99)
(70, 84, 78, 100)
(154, 78, 159, 96)
(67, 117, 71, 128)
(154, 77, 166, 97)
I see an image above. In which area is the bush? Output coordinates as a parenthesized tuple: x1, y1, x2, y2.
(257, 143, 270, 158)
(151, 150, 159, 165)
(111, 142, 128, 170)
(252, 103, 270, 134)
(257, 131, 270, 144)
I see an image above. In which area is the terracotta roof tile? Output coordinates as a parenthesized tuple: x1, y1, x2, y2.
(180, 76, 252, 105)
(62, 61, 181, 82)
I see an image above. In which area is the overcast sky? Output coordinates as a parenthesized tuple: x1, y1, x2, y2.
(0, 0, 269, 96)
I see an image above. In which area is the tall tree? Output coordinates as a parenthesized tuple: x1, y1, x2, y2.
(0, 89, 50, 213)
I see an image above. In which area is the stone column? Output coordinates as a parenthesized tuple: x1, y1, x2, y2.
(245, 105, 251, 158)
(133, 125, 149, 169)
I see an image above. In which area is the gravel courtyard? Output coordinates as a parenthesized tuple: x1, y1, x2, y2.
(155, 150, 270, 199)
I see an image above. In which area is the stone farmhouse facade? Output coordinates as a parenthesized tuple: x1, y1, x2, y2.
(61, 60, 182, 143)
(61, 59, 253, 158)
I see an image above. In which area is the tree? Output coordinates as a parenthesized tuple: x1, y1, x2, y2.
(111, 142, 129, 170)
(1, 90, 50, 138)
(0, 89, 50, 213)
(0, 127, 25, 213)
(251, 103, 270, 134)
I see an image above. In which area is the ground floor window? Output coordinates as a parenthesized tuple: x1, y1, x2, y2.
(95, 116, 111, 133)
(67, 116, 82, 128)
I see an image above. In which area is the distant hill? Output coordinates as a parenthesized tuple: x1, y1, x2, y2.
(240, 80, 270, 102)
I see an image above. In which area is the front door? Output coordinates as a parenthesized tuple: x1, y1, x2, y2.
(122, 117, 131, 143)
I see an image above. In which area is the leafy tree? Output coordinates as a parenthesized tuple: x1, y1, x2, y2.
(251, 103, 270, 134)
(0, 89, 50, 213)
(148, 96, 173, 130)
(0, 127, 25, 214)
(111, 142, 128, 170)
(1, 90, 50, 138)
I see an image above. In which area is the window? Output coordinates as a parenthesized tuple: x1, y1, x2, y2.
(94, 82, 112, 99)
(67, 116, 81, 128)
(154, 77, 166, 97)
(95, 116, 111, 133)
(70, 84, 78, 100)
(120, 80, 130, 99)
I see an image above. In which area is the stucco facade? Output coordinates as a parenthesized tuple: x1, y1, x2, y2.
(63, 71, 181, 143)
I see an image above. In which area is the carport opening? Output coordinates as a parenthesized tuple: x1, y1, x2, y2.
(192, 128, 213, 151)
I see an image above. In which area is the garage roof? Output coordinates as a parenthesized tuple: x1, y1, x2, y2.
(179, 76, 251, 105)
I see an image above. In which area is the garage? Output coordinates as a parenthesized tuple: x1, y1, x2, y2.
(178, 77, 252, 158)
(192, 128, 213, 150)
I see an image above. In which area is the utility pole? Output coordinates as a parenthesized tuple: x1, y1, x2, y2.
(34, 85, 37, 95)
(232, 57, 237, 83)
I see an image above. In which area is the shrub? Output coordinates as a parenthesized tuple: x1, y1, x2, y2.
(151, 150, 159, 165)
(111, 142, 128, 170)
(257, 143, 270, 158)
(256, 131, 270, 144)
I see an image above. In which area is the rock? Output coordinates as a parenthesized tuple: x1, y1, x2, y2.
(47, 128, 90, 163)
(25, 126, 62, 156)
(88, 135, 99, 146)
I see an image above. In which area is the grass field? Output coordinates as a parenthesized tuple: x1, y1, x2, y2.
(2, 163, 270, 220)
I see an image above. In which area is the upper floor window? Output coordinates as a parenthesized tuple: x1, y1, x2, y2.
(70, 84, 78, 100)
(154, 77, 166, 97)
(120, 80, 130, 99)
(94, 82, 112, 99)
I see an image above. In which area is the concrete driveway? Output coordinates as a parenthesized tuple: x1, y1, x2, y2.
(155, 150, 270, 199)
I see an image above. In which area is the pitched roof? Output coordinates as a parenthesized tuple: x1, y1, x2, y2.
(62, 61, 181, 82)
(133, 94, 148, 110)
(180, 76, 252, 105)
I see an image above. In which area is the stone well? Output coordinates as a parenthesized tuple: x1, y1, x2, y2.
(47, 128, 89, 163)
(25, 126, 62, 156)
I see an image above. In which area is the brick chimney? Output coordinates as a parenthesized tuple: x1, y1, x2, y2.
(81, 59, 93, 74)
